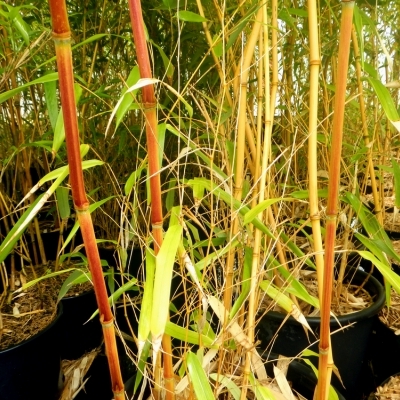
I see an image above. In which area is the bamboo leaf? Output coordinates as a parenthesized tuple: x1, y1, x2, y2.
(244, 198, 292, 225)
(44, 76, 58, 130)
(278, 267, 320, 309)
(248, 373, 276, 400)
(392, 159, 400, 208)
(359, 251, 400, 294)
(301, 358, 339, 400)
(151, 224, 183, 353)
(259, 280, 312, 331)
(57, 269, 91, 301)
(176, 10, 207, 22)
(15, 268, 76, 293)
(61, 196, 115, 252)
(90, 277, 138, 319)
(150, 40, 174, 80)
(209, 374, 240, 400)
(52, 83, 83, 156)
(55, 186, 70, 220)
(0, 73, 59, 104)
(368, 77, 400, 132)
(186, 352, 215, 400)
(125, 164, 146, 195)
(138, 248, 155, 355)
(165, 321, 216, 348)
(116, 66, 140, 130)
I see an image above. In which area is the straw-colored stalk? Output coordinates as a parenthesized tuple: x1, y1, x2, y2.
(240, 5, 273, 398)
(316, 2, 354, 400)
(351, 27, 382, 224)
(307, 0, 334, 391)
(224, 5, 263, 312)
(127, 1, 174, 399)
(48, 1, 124, 398)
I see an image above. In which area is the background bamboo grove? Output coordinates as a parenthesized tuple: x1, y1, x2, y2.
(2, 0, 400, 399)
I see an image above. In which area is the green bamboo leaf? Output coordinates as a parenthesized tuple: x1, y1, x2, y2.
(359, 251, 400, 294)
(166, 125, 227, 181)
(0, 72, 59, 104)
(13, 14, 29, 45)
(150, 40, 174, 80)
(165, 321, 216, 348)
(188, 178, 314, 269)
(90, 277, 138, 319)
(368, 77, 400, 131)
(138, 248, 155, 353)
(248, 373, 276, 400)
(301, 357, 340, 400)
(15, 268, 76, 293)
(44, 76, 58, 130)
(57, 269, 91, 301)
(36, 34, 109, 69)
(186, 352, 215, 400)
(124, 164, 146, 195)
(61, 196, 115, 252)
(344, 192, 386, 240)
(259, 280, 311, 331)
(353, 5, 364, 68)
(278, 266, 320, 309)
(116, 66, 140, 130)
(166, 178, 177, 211)
(158, 123, 166, 167)
(53, 83, 83, 155)
(0, 194, 44, 264)
(55, 186, 70, 220)
(151, 224, 183, 351)
(176, 10, 207, 22)
(244, 198, 292, 225)
(134, 339, 151, 394)
(392, 159, 400, 208)
(209, 374, 240, 400)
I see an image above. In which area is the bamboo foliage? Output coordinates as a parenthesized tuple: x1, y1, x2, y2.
(3, 1, 400, 399)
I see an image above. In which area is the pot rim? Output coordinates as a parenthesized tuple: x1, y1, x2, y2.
(263, 267, 385, 326)
(0, 301, 63, 354)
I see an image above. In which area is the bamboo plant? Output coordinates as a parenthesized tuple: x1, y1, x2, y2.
(127, 1, 174, 399)
(47, 1, 124, 399)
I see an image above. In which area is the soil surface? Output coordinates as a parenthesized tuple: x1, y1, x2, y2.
(0, 263, 93, 351)
(379, 288, 400, 335)
(0, 265, 59, 350)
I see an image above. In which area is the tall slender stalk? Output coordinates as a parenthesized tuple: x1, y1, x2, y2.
(224, 5, 263, 312)
(127, 1, 174, 399)
(316, 2, 354, 399)
(48, 1, 124, 399)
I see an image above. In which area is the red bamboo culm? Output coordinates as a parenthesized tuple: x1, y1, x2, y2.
(48, 1, 125, 399)
(127, 1, 175, 399)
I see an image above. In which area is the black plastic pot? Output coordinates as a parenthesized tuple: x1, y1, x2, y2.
(264, 353, 346, 399)
(60, 289, 102, 360)
(287, 359, 346, 400)
(369, 310, 400, 386)
(0, 302, 63, 400)
(257, 268, 385, 399)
